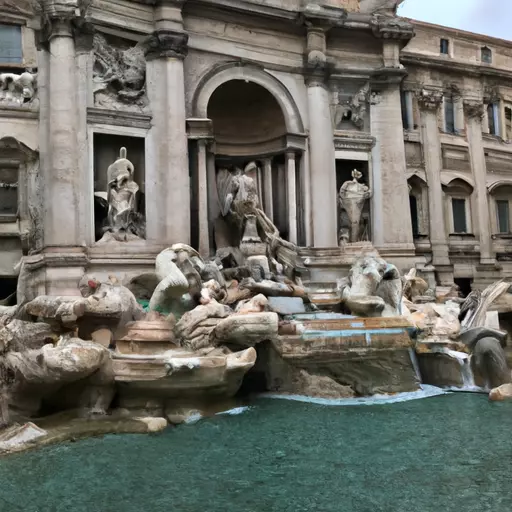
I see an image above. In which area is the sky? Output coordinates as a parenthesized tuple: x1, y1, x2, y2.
(397, 0, 512, 41)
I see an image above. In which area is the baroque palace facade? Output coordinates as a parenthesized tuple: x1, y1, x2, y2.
(1, 0, 512, 300)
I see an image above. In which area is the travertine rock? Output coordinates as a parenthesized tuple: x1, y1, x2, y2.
(25, 296, 88, 329)
(210, 312, 279, 347)
(291, 369, 355, 399)
(0, 320, 57, 352)
(489, 383, 512, 401)
(235, 294, 268, 314)
(176, 301, 232, 351)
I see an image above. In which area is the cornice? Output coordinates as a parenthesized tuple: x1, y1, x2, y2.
(401, 51, 512, 82)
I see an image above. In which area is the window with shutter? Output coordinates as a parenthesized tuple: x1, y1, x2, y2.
(0, 24, 22, 64)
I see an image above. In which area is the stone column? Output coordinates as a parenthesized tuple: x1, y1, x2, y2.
(286, 151, 298, 245)
(300, 145, 312, 246)
(206, 147, 219, 251)
(464, 100, 494, 264)
(370, 87, 415, 252)
(262, 158, 274, 222)
(45, 15, 82, 247)
(196, 140, 209, 258)
(145, 25, 190, 244)
(417, 89, 453, 284)
(304, 23, 337, 247)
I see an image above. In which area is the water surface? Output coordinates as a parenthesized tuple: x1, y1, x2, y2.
(1, 393, 511, 512)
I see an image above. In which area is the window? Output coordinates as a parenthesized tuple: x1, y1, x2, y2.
(452, 198, 467, 233)
(505, 107, 512, 141)
(440, 38, 450, 55)
(444, 96, 456, 133)
(487, 103, 500, 136)
(481, 46, 492, 64)
(496, 200, 510, 234)
(409, 195, 419, 237)
(400, 90, 414, 130)
(0, 24, 22, 64)
(0, 166, 18, 218)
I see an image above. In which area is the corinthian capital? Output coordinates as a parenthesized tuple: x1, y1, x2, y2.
(143, 30, 189, 61)
(463, 99, 485, 119)
(40, 0, 80, 19)
(417, 89, 443, 111)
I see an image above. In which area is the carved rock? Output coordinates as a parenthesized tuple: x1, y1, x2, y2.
(176, 301, 232, 351)
(489, 383, 512, 401)
(210, 312, 279, 348)
(0, 320, 57, 353)
(25, 296, 88, 330)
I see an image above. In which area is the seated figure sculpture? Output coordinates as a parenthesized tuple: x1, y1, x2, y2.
(98, 147, 145, 243)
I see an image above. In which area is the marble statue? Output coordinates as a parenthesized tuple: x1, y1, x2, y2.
(338, 170, 371, 244)
(215, 162, 302, 280)
(338, 256, 403, 317)
(100, 147, 145, 243)
(0, 72, 37, 106)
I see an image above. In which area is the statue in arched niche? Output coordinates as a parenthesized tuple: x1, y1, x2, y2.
(97, 147, 145, 243)
(215, 162, 301, 281)
(338, 169, 371, 245)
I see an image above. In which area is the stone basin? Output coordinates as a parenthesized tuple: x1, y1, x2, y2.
(112, 348, 257, 407)
(116, 320, 176, 355)
(260, 313, 419, 396)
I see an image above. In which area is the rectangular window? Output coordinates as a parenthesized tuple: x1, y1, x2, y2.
(400, 90, 410, 130)
(505, 107, 512, 140)
(440, 39, 450, 55)
(452, 198, 467, 233)
(444, 97, 455, 133)
(497, 200, 510, 234)
(0, 24, 22, 64)
(0, 166, 18, 217)
(481, 47, 492, 64)
(487, 103, 500, 136)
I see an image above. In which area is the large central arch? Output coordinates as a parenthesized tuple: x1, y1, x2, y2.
(192, 63, 305, 135)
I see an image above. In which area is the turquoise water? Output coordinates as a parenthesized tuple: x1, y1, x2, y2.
(1, 393, 512, 512)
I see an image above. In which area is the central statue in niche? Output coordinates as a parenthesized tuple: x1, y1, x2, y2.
(98, 147, 145, 243)
(338, 169, 371, 245)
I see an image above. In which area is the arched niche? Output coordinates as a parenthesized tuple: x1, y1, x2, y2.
(488, 181, 512, 235)
(407, 174, 428, 238)
(193, 63, 304, 136)
(442, 178, 474, 235)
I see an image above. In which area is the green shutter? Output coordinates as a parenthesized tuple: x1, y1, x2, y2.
(0, 24, 22, 64)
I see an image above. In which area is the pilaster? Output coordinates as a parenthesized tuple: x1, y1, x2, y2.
(144, 4, 190, 244)
(417, 88, 453, 285)
(304, 21, 338, 247)
(463, 99, 494, 265)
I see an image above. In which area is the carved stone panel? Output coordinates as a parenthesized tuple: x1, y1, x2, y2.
(331, 82, 370, 131)
(0, 72, 38, 107)
(92, 34, 148, 113)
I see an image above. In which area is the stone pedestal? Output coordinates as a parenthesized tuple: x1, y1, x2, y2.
(370, 85, 415, 266)
(464, 100, 494, 264)
(145, 29, 190, 245)
(418, 90, 453, 285)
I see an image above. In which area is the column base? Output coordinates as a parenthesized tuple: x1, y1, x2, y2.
(433, 264, 454, 287)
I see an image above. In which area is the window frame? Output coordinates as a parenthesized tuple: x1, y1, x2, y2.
(481, 46, 493, 64)
(496, 199, 510, 234)
(0, 23, 23, 66)
(440, 38, 450, 56)
(443, 96, 456, 134)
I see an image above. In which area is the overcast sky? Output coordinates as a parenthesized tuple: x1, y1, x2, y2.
(398, 0, 512, 41)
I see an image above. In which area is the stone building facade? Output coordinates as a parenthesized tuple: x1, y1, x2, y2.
(0, 0, 511, 301)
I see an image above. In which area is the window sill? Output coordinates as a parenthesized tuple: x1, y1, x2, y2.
(492, 234, 512, 239)
(0, 214, 17, 223)
(449, 233, 475, 238)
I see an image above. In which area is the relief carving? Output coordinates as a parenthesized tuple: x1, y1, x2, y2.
(332, 83, 370, 130)
(417, 89, 443, 111)
(463, 100, 485, 119)
(144, 30, 189, 61)
(0, 72, 37, 107)
(92, 34, 148, 113)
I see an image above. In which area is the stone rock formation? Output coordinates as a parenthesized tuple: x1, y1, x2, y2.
(338, 255, 403, 317)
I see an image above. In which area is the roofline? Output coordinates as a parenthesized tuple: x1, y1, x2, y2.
(403, 18, 512, 49)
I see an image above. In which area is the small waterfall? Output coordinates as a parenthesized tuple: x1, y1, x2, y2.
(408, 348, 423, 384)
(443, 349, 483, 392)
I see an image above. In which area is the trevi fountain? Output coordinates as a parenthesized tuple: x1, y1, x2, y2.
(1, 0, 512, 511)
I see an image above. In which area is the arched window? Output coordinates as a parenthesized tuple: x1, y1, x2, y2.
(481, 46, 492, 64)
(443, 178, 473, 234)
(489, 183, 512, 235)
(408, 175, 428, 238)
